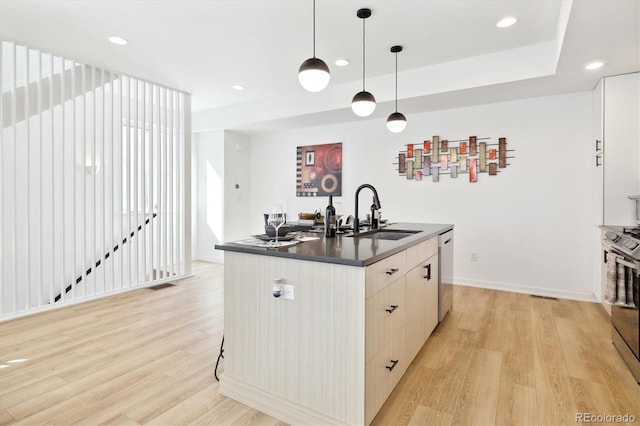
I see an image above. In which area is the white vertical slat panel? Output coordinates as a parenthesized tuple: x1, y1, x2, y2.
(12, 43, 17, 313)
(94, 67, 99, 294)
(48, 51, 54, 305)
(59, 55, 66, 303)
(81, 64, 87, 300)
(0, 41, 5, 316)
(141, 82, 147, 282)
(110, 71, 115, 292)
(157, 86, 163, 279)
(133, 77, 139, 285)
(157, 85, 162, 280)
(127, 76, 132, 288)
(158, 87, 162, 279)
(118, 75, 123, 290)
(90, 65, 96, 297)
(183, 93, 191, 276)
(119, 75, 124, 291)
(71, 61, 77, 303)
(112, 73, 118, 291)
(25, 47, 31, 310)
(158, 85, 163, 280)
(156, 87, 161, 279)
(101, 68, 106, 294)
(163, 87, 168, 279)
(37, 49, 43, 307)
(150, 84, 155, 281)
(168, 89, 174, 278)
(176, 93, 182, 275)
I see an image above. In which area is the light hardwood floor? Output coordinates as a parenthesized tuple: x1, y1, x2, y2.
(1, 261, 638, 425)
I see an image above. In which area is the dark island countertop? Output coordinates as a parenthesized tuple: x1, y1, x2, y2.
(215, 222, 453, 267)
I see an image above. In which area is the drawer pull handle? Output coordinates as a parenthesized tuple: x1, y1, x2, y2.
(385, 305, 399, 314)
(423, 263, 431, 281)
(386, 268, 399, 275)
(385, 360, 399, 371)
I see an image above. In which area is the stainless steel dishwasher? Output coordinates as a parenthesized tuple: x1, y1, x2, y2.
(439, 229, 454, 321)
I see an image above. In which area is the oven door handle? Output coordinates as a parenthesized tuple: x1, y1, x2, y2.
(605, 244, 640, 268)
(615, 257, 639, 271)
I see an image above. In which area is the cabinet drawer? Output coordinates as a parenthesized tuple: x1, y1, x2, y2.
(365, 325, 407, 425)
(365, 250, 407, 298)
(406, 237, 438, 270)
(365, 276, 405, 360)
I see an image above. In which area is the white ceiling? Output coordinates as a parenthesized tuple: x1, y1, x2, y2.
(1, 0, 638, 134)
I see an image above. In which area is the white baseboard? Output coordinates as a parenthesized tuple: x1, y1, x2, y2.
(220, 375, 343, 426)
(454, 276, 598, 302)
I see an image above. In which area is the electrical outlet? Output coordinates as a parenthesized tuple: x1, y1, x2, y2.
(283, 284, 295, 300)
(471, 252, 478, 261)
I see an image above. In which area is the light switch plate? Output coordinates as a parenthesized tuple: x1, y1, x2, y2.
(283, 284, 295, 300)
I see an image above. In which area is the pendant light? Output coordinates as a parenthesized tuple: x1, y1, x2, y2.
(351, 8, 376, 117)
(298, 0, 330, 92)
(387, 45, 407, 133)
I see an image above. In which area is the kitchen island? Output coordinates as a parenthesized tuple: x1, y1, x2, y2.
(215, 222, 453, 425)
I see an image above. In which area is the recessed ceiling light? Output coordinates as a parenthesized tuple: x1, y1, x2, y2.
(335, 59, 350, 67)
(496, 17, 517, 28)
(108, 36, 128, 46)
(584, 61, 605, 70)
(232, 84, 245, 90)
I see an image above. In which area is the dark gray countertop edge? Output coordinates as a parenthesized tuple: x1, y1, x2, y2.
(215, 223, 454, 267)
(215, 244, 369, 266)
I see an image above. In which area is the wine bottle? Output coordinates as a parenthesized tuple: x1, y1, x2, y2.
(325, 195, 336, 237)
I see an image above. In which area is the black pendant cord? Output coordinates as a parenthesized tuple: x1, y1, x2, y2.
(214, 334, 224, 381)
(362, 18, 366, 91)
(312, 0, 316, 58)
(394, 51, 398, 112)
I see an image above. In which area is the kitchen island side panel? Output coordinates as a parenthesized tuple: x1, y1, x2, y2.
(222, 252, 367, 425)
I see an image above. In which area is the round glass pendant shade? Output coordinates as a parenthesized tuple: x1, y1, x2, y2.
(298, 57, 331, 92)
(386, 111, 407, 133)
(351, 91, 376, 117)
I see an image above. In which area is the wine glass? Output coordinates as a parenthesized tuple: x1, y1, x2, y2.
(268, 204, 286, 244)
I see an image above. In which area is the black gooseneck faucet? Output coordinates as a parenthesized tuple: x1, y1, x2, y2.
(353, 184, 382, 234)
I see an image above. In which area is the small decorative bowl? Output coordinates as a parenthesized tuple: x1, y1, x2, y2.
(265, 225, 289, 237)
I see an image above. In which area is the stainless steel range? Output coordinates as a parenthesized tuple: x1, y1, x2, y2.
(602, 226, 640, 383)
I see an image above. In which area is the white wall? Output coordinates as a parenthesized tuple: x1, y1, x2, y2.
(193, 130, 251, 262)
(245, 91, 595, 301)
(193, 129, 225, 262)
(223, 131, 251, 243)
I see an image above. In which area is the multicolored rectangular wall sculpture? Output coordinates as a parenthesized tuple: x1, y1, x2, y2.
(394, 135, 513, 183)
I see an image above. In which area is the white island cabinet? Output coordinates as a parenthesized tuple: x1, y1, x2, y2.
(217, 223, 452, 425)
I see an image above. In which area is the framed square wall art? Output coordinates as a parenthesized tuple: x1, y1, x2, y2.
(296, 142, 342, 197)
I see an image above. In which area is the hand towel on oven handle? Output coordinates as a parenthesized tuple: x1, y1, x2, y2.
(605, 252, 637, 308)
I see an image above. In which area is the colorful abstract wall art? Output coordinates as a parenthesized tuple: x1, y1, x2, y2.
(394, 136, 513, 183)
(296, 142, 342, 196)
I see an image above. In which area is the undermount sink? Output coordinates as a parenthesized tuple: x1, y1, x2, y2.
(350, 228, 420, 241)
